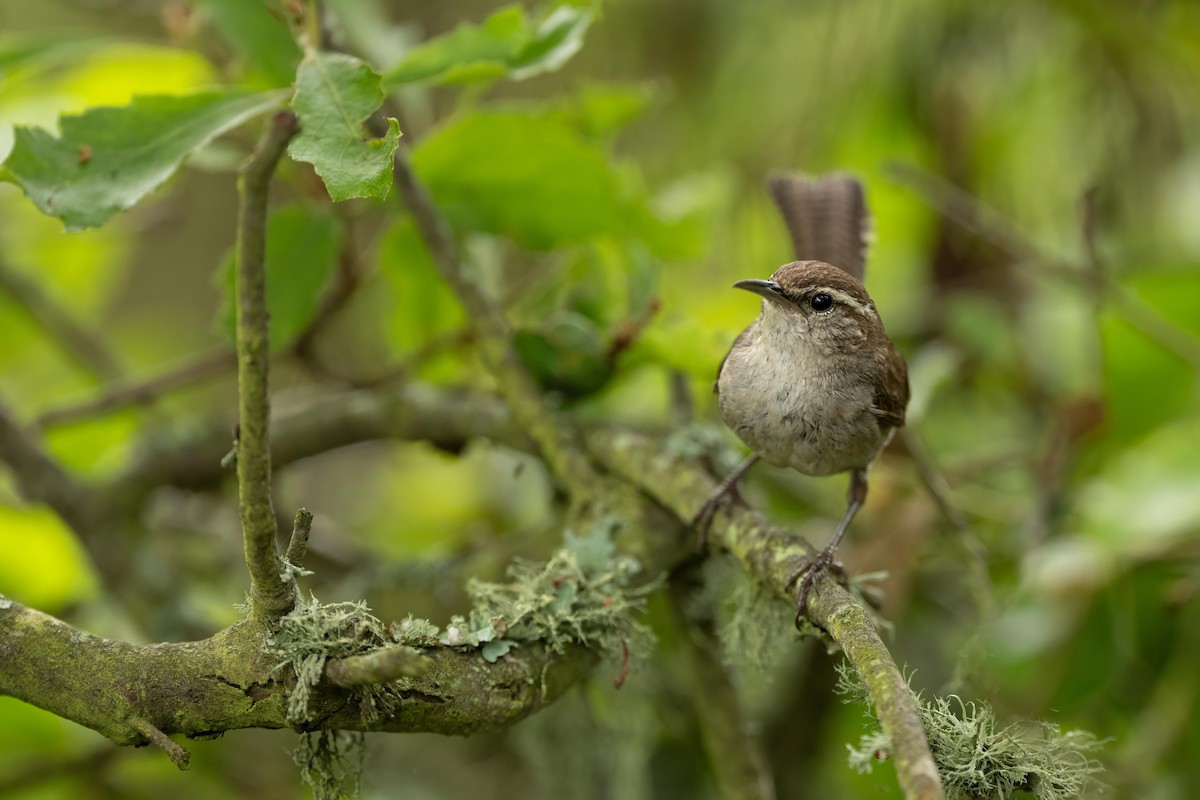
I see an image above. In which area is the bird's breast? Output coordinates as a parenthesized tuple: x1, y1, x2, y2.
(717, 332, 889, 475)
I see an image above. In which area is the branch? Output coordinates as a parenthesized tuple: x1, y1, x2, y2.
(235, 110, 300, 620)
(6, 402, 945, 797)
(0, 255, 124, 382)
(587, 428, 946, 800)
(35, 349, 235, 430)
(325, 647, 429, 687)
(109, 383, 528, 504)
(0, 597, 589, 739)
(391, 145, 599, 497)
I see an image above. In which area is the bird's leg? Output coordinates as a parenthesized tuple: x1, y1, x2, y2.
(693, 454, 760, 549)
(787, 467, 868, 625)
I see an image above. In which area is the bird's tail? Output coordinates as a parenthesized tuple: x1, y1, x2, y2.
(767, 173, 872, 282)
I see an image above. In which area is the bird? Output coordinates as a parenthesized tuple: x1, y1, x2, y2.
(694, 173, 909, 619)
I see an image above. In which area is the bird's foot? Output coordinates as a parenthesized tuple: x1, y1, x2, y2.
(785, 546, 847, 628)
(692, 483, 746, 551)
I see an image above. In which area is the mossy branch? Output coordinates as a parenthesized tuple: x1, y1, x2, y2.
(0, 595, 589, 740)
(587, 427, 947, 800)
(235, 110, 300, 620)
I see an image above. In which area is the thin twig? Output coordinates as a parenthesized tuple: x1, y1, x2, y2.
(0, 256, 124, 382)
(391, 145, 599, 496)
(325, 646, 429, 687)
(235, 111, 300, 620)
(129, 717, 190, 770)
(286, 508, 314, 568)
(35, 349, 236, 430)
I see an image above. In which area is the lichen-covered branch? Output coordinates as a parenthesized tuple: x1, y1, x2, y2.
(587, 428, 946, 800)
(8, 373, 943, 797)
(0, 596, 588, 739)
(325, 647, 428, 688)
(234, 110, 300, 620)
(391, 145, 599, 497)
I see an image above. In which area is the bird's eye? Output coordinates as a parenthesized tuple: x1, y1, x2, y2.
(810, 293, 833, 311)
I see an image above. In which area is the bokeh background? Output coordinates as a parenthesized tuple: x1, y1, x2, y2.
(2, 0, 1199, 798)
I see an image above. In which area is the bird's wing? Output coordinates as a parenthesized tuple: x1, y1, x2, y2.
(871, 343, 910, 429)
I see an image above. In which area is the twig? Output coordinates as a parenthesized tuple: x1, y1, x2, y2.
(0, 256, 124, 382)
(887, 162, 1200, 371)
(110, 383, 529, 502)
(35, 349, 236, 430)
(391, 145, 599, 496)
(325, 646, 429, 687)
(129, 717, 190, 770)
(235, 110, 300, 620)
(286, 507, 314, 568)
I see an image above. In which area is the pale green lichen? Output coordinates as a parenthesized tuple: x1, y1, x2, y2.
(835, 663, 1107, 799)
(264, 521, 658, 799)
(294, 729, 365, 800)
(463, 519, 659, 670)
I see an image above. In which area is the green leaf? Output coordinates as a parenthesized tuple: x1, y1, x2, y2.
(217, 205, 343, 348)
(2, 90, 285, 230)
(192, 0, 302, 88)
(412, 110, 619, 248)
(382, 4, 529, 86)
(508, 5, 593, 80)
(288, 52, 401, 201)
(381, 3, 593, 87)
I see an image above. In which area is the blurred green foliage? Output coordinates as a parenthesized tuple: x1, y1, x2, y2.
(0, 0, 1199, 798)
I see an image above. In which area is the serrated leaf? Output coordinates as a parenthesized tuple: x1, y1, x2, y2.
(288, 52, 400, 202)
(216, 205, 343, 348)
(2, 90, 285, 230)
(412, 110, 618, 249)
(381, 3, 592, 87)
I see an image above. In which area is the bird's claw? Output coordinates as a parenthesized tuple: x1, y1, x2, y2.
(786, 548, 846, 629)
(692, 484, 746, 551)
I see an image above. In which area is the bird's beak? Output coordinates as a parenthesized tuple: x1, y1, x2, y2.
(732, 279, 785, 303)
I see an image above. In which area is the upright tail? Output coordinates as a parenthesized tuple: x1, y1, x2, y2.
(767, 173, 871, 282)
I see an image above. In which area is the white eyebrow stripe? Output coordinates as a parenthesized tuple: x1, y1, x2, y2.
(821, 287, 877, 319)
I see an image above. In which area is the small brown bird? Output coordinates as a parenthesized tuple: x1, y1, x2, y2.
(695, 173, 909, 617)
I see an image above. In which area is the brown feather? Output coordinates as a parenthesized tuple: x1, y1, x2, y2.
(768, 173, 871, 282)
